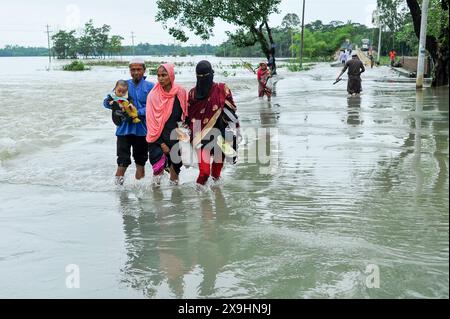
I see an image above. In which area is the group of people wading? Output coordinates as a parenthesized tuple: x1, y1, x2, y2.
(104, 58, 240, 189)
(104, 51, 366, 187)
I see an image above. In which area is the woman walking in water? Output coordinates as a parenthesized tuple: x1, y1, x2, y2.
(146, 63, 188, 185)
(187, 60, 240, 188)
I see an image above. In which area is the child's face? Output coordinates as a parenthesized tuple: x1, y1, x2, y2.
(115, 85, 128, 97)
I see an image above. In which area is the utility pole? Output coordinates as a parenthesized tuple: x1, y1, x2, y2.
(374, 10, 382, 63)
(416, 0, 430, 89)
(45, 24, 52, 65)
(131, 32, 136, 56)
(300, 0, 306, 68)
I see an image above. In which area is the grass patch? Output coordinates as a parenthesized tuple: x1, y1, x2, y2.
(377, 56, 391, 66)
(63, 60, 89, 71)
(285, 63, 311, 72)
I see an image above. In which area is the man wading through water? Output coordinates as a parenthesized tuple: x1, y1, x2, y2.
(103, 58, 154, 185)
(336, 52, 365, 97)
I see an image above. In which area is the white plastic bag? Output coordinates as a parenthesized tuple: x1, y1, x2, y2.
(176, 122, 198, 168)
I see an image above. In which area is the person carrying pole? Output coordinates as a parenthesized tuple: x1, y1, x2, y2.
(336, 52, 365, 96)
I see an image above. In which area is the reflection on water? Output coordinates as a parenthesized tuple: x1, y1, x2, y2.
(413, 91, 424, 195)
(0, 58, 448, 298)
(346, 96, 363, 126)
(259, 103, 280, 127)
(119, 187, 237, 298)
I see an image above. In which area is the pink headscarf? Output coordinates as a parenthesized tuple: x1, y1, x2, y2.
(146, 63, 188, 143)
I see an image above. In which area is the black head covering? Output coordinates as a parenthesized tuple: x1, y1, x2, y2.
(195, 60, 214, 100)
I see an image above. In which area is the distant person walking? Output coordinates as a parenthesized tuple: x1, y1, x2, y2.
(389, 50, 397, 66)
(339, 50, 348, 64)
(267, 43, 277, 75)
(336, 52, 365, 96)
(267, 53, 277, 76)
(257, 62, 272, 101)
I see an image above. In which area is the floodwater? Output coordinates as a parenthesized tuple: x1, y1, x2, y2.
(0, 56, 448, 298)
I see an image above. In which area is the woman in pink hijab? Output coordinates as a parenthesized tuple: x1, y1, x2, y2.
(146, 63, 188, 184)
(257, 61, 272, 100)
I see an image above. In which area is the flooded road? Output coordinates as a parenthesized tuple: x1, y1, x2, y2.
(0, 57, 448, 298)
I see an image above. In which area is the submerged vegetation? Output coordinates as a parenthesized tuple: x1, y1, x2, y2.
(62, 60, 89, 71)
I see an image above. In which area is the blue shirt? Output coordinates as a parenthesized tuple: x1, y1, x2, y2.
(103, 77, 154, 136)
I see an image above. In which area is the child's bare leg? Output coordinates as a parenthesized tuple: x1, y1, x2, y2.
(135, 164, 145, 180)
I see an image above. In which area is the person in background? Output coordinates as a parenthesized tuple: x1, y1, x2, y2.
(257, 62, 272, 101)
(336, 52, 365, 96)
(389, 50, 397, 67)
(339, 50, 348, 65)
(267, 43, 277, 75)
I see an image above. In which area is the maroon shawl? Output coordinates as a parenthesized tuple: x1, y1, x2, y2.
(188, 82, 236, 147)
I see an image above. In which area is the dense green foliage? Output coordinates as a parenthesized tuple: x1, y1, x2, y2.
(156, 0, 281, 59)
(378, 0, 449, 86)
(376, 0, 419, 55)
(62, 60, 89, 71)
(51, 20, 123, 59)
(0, 43, 216, 59)
(217, 20, 373, 59)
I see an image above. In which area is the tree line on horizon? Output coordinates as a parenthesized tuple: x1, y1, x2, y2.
(1, 0, 447, 86)
(0, 16, 412, 60)
(0, 43, 216, 58)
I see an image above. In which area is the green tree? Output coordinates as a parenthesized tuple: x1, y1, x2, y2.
(282, 13, 300, 58)
(95, 24, 111, 58)
(290, 21, 372, 61)
(306, 20, 324, 31)
(395, 19, 418, 55)
(108, 35, 124, 57)
(78, 20, 96, 58)
(155, 0, 282, 59)
(377, 0, 409, 49)
(405, 0, 449, 86)
(215, 18, 372, 60)
(52, 30, 77, 59)
(293, 28, 315, 58)
(281, 13, 300, 29)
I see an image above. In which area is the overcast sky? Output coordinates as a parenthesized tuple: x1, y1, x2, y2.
(0, 0, 377, 48)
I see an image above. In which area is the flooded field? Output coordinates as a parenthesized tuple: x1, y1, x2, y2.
(0, 56, 448, 298)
